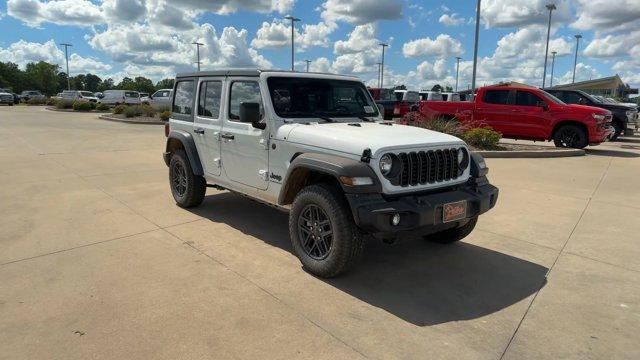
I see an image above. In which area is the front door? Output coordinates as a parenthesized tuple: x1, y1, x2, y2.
(193, 78, 224, 176)
(512, 90, 551, 139)
(220, 79, 269, 190)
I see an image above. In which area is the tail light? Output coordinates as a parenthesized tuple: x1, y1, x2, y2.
(164, 123, 170, 137)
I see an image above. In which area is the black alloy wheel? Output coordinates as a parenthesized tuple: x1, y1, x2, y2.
(553, 124, 587, 149)
(170, 161, 188, 197)
(297, 204, 333, 260)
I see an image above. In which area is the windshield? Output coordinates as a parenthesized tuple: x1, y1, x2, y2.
(267, 77, 379, 119)
(540, 90, 565, 105)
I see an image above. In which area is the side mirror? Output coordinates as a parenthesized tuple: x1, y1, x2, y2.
(537, 101, 549, 111)
(240, 102, 265, 130)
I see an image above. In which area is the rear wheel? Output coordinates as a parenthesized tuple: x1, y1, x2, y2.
(611, 121, 623, 141)
(553, 124, 588, 149)
(424, 217, 478, 244)
(169, 149, 206, 208)
(289, 184, 365, 278)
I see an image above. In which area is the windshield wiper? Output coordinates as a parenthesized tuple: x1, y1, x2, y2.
(282, 111, 335, 123)
(328, 110, 375, 122)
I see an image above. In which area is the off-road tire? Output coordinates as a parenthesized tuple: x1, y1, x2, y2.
(611, 121, 623, 141)
(289, 183, 365, 278)
(424, 217, 478, 244)
(169, 149, 206, 208)
(553, 124, 588, 149)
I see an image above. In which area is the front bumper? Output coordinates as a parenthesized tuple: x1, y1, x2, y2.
(347, 178, 499, 239)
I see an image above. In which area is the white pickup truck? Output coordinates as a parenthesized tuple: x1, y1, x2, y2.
(163, 69, 499, 277)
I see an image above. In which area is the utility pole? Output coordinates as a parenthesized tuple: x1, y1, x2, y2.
(192, 42, 204, 71)
(284, 16, 301, 71)
(376, 62, 382, 88)
(59, 43, 72, 90)
(572, 34, 582, 83)
(379, 43, 388, 88)
(471, 0, 481, 95)
(455, 57, 462, 92)
(550, 51, 557, 87)
(304, 59, 311, 72)
(542, 3, 556, 88)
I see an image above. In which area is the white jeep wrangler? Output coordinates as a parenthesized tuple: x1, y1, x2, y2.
(164, 69, 499, 278)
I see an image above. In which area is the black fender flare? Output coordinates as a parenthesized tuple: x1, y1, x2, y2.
(164, 130, 204, 176)
(278, 153, 382, 205)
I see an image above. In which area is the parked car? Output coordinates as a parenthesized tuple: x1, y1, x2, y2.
(20, 90, 46, 102)
(441, 92, 461, 102)
(0, 89, 14, 105)
(545, 89, 638, 139)
(393, 90, 420, 117)
(95, 92, 104, 99)
(368, 87, 396, 120)
(61, 90, 99, 103)
(420, 84, 614, 149)
(140, 92, 150, 104)
(419, 91, 444, 101)
(99, 90, 141, 105)
(149, 89, 172, 107)
(163, 69, 498, 278)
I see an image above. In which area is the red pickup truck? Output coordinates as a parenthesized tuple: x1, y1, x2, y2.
(419, 84, 614, 148)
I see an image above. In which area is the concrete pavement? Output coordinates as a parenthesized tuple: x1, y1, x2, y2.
(1, 106, 638, 359)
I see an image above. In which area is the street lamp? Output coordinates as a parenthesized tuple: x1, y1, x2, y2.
(304, 59, 311, 72)
(471, 0, 481, 95)
(572, 34, 582, 83)
(192, 42, 204, 71)
(379, 43, 388, 88)
(542, 3, 556, 88)
(455, 57, 462, 92)
(376, 62, 382, 88)
(59, 43, 72, 90)
(550, 51, 557, 87)
(284, 16, 301, 71)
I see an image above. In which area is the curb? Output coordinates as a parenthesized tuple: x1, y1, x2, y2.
(474, 148, 585, 158)
(99, 114, 165, 125)
(45, 106, 110, 113)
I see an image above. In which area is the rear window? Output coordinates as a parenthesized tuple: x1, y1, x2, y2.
(405, 91, 420, 102)
(198, 81, 222, 118)
(483, 90, 510, 105)
(172, 80, 196, 119)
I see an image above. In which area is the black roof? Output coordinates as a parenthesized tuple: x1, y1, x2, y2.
(175, 68, 358, 79)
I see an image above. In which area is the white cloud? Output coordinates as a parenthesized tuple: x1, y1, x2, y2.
(438, 13, 465, 26)
(402, 34, 464, 58)
(7, 0, 104, 27)
(556, 63, 601, 85)
(251, 20, 337, 50)
(572, 0, 640, 33)
(321, 0, 402, 24)
(481, 0, 572, 28)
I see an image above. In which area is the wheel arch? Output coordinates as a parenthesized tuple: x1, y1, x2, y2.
(551, 120, 589, 140)
(164, 130, 204, 176)
(278, 153, 381, 206)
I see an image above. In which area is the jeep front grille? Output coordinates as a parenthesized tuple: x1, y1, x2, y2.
(396, 149, 460, 187)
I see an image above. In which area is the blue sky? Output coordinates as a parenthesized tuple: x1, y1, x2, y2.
(0, 0, 639, 90)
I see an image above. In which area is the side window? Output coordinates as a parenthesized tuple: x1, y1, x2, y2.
(483, 90, 510, 105)
(515, 91, 543, 106)
(561, 92, 583, 105)
(173, 80, 196, 119)
(228, 81, 262, 121)
(198, 81, 222, 118)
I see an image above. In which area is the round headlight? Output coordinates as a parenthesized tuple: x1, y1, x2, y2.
(379, 154, 393, 176)
(458, 148, 469, 170)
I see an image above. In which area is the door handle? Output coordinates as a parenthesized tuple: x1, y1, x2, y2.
(221, 133, 235, 140)
(194, 128, 205, 134)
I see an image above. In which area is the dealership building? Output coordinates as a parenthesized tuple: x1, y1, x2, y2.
(548, 75, 638, 99)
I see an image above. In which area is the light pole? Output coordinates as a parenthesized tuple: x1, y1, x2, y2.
(572, 34, 582, 83)
(284, 16, 301, 71)
(455, 56, 462, 92)
(542, 3, 556, 88)
(59, 43, 72, 90)
(192, 42, 204, 71)
(550, 51, 557, 87)
(471, 0, 481, 95)
(379, 43, 388, 88)
(376, 62, 382, 88)
(304, 59, 311, 72)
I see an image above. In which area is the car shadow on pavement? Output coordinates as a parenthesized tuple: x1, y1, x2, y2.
(192, 192, 548, 327)
(585, 148, 640, 158)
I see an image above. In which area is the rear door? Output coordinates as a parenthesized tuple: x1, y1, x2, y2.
(475, 89, 514, 135)
(193, 78, 224, 176)
(220, 79, 269, 190)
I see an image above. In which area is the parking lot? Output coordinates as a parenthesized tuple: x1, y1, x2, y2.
(1, 106, 639, 359)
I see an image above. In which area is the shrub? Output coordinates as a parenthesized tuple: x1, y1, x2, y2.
(56, 100, 74, 109)
(27, 98, 47, 105)
(72, 101, 94, 111)
(45, 98, 57, 106)
(461, 127, 502, 150)
(113, 104, 127, 114)
(123, 105, 142, 118)
(159, 110, 171, 121)
(157, 104, 171, 113)
(96, 103, 109, 111)
(89, 101, 97, 110)
(139, 104, 156, 117)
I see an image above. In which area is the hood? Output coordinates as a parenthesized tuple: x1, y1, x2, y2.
(284, 122, 465, 157)
(563, 103, 610, 114)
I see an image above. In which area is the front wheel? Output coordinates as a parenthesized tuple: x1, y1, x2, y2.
(553, 124, 588, 149)
(610, 121, 623, 141)
(289, 184, 365, 278)
(424, 217, 478, 244)
(169, 149, 206, 208)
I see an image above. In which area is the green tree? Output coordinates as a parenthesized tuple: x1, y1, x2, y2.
(84, 74, 102, 92)
(444, 85, 453, 92)
(431, 84, 443, 92)
(155, 78, 174, 90)
(393, 84, 407, 90)
(0, 62, 25, 92)
(97, 78, 114, 92)
(117, 77, 135, 90)
(134, 76, 155, 94)
(24, 61, 60, 95)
